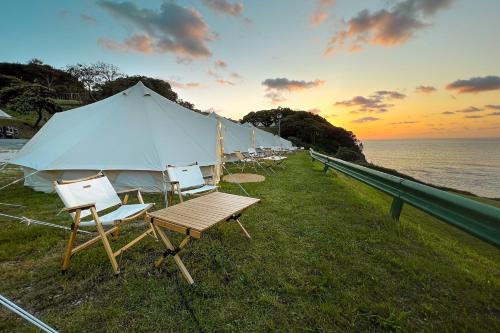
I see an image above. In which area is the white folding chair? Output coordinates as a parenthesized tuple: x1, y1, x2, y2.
(54, 173, 155, 274)
(248, 147, 258, 157)
(166, 164, 218, 204)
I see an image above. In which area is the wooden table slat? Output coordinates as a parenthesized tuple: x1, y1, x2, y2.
(148, 192, 260, 235)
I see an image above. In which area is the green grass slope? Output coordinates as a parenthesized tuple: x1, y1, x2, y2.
(0, 153, 499, 332)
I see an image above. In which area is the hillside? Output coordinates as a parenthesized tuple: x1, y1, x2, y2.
(0, 153, 498, 332)
(242, 108, 364, 161)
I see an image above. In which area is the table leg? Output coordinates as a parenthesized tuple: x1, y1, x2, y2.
(153, 223, 195, 285)
(236, 218, 251, 240)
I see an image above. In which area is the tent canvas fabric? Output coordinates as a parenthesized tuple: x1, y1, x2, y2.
(208, 113, 254, 154)
(11, 82, 222, 193)
(242, 123, 293, 149)
(0, 109, 12, 119)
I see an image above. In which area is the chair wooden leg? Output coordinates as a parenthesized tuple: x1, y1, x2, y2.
(113, 228, 153, 258)
(146, 215, 158, 240)
(236, 218, 251, 240)
(177, 190, 183, 203)
(91, 207, 120, 275)
(111, 225, 121, 240)
(153, 224, 194, 285)
(62, 209, 82, 272)
(71, 226, 119, 255)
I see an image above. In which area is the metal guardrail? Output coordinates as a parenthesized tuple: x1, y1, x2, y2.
(309, 149, 500, 248)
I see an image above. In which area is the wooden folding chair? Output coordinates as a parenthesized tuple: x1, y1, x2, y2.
(53, 173, 155, 275)
(166, 163, 218, 205)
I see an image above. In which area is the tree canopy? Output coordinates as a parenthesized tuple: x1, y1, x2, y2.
(0, 83, 62, 128)
(0, 59, 85, 96)
(241, 107, 365, 161)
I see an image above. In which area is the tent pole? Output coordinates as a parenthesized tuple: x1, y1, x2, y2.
(161, 171, 169, 207)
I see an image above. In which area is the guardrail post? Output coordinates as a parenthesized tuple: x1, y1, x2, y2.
(390, 197, 404, 221)
(322, 164, 329, 173)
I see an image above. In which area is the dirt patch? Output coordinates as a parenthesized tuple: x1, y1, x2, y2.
(223, 173, 265, 183)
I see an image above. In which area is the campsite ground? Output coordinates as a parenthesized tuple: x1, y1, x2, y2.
(0, 152, 499, 332)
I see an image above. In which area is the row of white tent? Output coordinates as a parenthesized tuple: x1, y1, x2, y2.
(11, 82, 294, 193)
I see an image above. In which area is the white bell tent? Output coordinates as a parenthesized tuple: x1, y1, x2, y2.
(11, 82, 222, 193)
(275, 136, 293, 150)
(241, 122, 294, 150)
(0, 109, 12, 119)
(208, 112, 254, 153)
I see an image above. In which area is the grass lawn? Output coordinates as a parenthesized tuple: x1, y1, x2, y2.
(0, 152, 499, 332)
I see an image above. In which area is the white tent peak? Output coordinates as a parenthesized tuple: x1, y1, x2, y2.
(0, 109, 12, 119)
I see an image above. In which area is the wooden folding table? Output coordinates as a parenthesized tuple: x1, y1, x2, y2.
(146, 192, 260, 285)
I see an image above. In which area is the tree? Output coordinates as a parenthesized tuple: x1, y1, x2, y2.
(1, 83, 62, 128)
(241, 108, 364, 160)
(27, 58, 44, 66)
(93, 61, 122, 83)
(0, 61, 84, 96)
(65, 63, 99, 101)
(241, 107, 295, 128)
(65, 62, 123, 101)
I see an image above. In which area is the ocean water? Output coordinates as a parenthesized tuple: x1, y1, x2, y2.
(362, 139, 500, 198)
(0, 139, 27, 163)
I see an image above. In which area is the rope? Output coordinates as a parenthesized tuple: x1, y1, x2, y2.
(0, 170, 39, 192)
(0, 294, 58, 333)
(0, 202, 24, 208)
(0, 213, 92, 235)
(222, 164, 250, 197)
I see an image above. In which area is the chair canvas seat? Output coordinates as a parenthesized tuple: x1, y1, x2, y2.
(80, 203, 154, 227)
(177, 185, 218, 196)
(167, 164, 218, 204)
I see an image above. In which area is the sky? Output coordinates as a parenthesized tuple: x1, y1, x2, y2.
(0, 0, 499, 140)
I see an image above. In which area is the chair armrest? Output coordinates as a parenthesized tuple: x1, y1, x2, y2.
(64, 203, 95, 213)
(116, 188, 141, 195)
